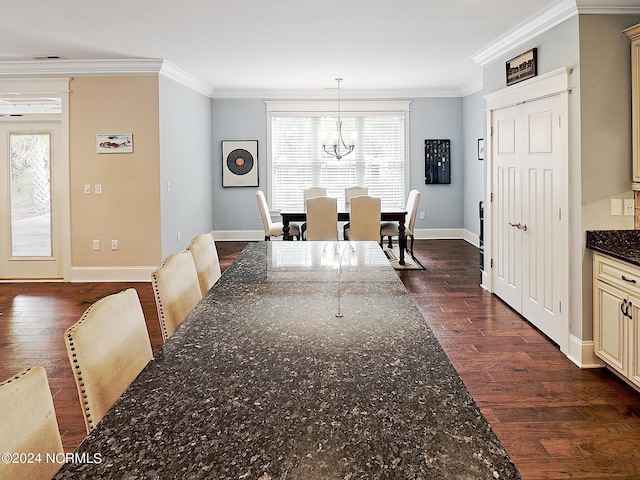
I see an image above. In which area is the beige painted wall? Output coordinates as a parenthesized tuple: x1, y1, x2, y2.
(69, 76, 162, 267)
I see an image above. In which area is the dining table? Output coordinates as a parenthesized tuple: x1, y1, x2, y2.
(279, 203, 409, 265)
(54, 241, 520, 479)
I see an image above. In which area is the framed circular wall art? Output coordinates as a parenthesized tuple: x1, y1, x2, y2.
(222, 140, 259, 187)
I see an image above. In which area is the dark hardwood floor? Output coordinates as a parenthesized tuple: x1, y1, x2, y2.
(1, 239, 640, 479)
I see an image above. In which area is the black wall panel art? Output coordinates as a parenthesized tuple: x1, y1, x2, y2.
(424, 139, 450, 184)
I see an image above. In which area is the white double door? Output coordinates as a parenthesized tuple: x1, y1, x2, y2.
(492, 93, 568, 347)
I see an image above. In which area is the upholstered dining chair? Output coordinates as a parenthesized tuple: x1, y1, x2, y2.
(152, 250, 203, 342)
(65, 288, 153, 433)
(0, 366, 64, 480)
(344, 186, 368, 205)
(187, 232, 222, 296)
(305, 196, 338, 241)
(256, 190, 300, 240)
(302, 187, 327, 238)
(345, 195, 381, 242)
(381, 189, 421, 255)
(303, 187, 327, 202)
(343, 186, 368, 239)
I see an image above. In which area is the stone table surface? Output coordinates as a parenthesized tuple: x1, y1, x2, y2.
(54, 241, 520, 479)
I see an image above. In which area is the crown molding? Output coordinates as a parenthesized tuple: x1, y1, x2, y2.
(158, 61, 215, 97)
(0, 58, 164, 77)
(0, 58, 216, 98)
(472, 0, 640, 67)
(460, 78, 483, 96)
(472, 0, 577, 66)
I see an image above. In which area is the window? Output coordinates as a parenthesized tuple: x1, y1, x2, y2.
(267, 101, 410, 210)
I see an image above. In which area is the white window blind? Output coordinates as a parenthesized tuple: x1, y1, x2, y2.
(267, 101, 409, 211)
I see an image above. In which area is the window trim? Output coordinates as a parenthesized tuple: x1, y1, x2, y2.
(265, 100, 411, 212)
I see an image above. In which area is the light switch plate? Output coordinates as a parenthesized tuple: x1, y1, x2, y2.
(611, 198, 622, 216)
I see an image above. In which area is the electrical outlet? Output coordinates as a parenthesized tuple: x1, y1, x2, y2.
(92, 240, 100, 251)
(419, 211, 426, 220)
(624, 199, 635, 216)
(111, 240, 118, 250)
(611, 198, 622, 216)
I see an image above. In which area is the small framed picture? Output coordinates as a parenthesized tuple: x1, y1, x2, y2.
(477, 138, 485, 161)
(96, 134, 133, 153)
(222, 140, 259, 187)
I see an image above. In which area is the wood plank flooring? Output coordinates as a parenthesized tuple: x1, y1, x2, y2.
(1, 239, 640, 479)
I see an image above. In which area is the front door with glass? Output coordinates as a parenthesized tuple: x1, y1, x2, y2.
(0, 120, 63, 279)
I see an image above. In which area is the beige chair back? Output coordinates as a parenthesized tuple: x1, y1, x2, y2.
(0, 366, 64, 480)
(256, 190, 272, 235)
(345, 186, 368, 205)
(405, 189, 421, 235)
(305, 196, 338, 241)
(152, 250, 203, 342)
(65, 288, 153, 433)
(349, 195, 381, 241)
(187, 232, 222, 296)
(303, 187, 327, 203)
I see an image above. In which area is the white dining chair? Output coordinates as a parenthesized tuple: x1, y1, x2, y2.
(345, 195, 381, 242)
(65, 288, 153, 433)
(343, 187, 368, 239)
(381, 189, 421, 255)
(344, 186, 368, 205)
(0, 366, 64, 480)
(152, 249, 203, 342)
(256, 190, 300, 240)
(305, 196, 338, 241)
(302, 187, 327, 239)
(303, 187, 327, 203)
(187, 232, 222, 296)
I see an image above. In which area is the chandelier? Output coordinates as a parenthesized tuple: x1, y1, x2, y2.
(322, 78, 356, 160)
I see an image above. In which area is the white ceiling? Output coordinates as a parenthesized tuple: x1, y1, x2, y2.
(0, 0, 639, 96)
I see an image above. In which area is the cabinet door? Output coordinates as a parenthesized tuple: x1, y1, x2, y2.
(631, 37, 640, 183)
(629, 295, 640, 388)
(594, 280, 627, 376)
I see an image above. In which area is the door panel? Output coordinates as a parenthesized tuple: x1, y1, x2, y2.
(521, 97, 566, 345)
(493, 114, 521, 310)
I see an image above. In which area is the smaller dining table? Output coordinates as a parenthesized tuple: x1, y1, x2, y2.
(280, 203, 409, 265)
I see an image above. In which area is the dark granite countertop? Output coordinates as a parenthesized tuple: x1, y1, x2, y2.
(586, 230, 640, 267)
(55, 241, 520, 480)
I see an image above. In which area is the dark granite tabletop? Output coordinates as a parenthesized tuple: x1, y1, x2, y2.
(54, 241, 520, 479)
(586, 230, 640, 267)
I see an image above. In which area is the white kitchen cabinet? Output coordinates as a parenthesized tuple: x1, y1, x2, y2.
(593, 252, 640, 388)
(625, 23, 640, 184)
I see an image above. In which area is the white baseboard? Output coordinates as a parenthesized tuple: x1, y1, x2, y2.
(212, 228, 476, 242)
(566, 333, 605, 369)
(71, 266, 155, 283)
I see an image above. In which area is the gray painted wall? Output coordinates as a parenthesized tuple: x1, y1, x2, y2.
(462, 91, 485, 240)
(211, 96, 468, 235)
(159, 76, 214, 257)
